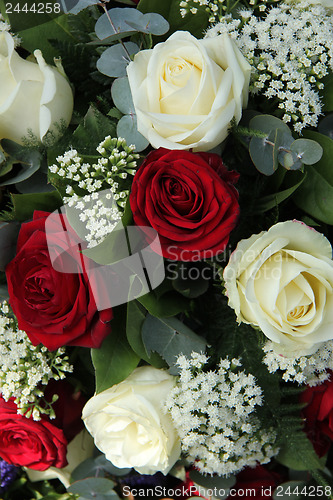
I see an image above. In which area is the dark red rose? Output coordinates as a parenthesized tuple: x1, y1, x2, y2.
(226, 465, 282, 499)
(300, 374, 333, 457)
(44, 380, 86, 443)
(0, 396, 68, 471)
(5, 211, 113, 351)
(130, 148, 240, 261)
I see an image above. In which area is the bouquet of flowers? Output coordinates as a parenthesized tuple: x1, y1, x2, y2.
(1, 0, 333, 498)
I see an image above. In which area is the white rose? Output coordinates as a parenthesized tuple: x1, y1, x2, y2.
(127, 31, 251, 152)
(82, 366, 181, 475)
(0, 31, 73, 144)
(223, 220, 333, 356)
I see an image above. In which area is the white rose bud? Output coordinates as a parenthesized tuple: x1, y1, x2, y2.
(0, 31, 73, 144)
(223, 220, 333, 356)
(82, 366, 181, 475)
(127, 30, 251, 152)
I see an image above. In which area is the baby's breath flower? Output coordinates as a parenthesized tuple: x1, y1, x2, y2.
(206, 1, 333, 132)
(263, 340, 333, 386)
(49, 136, 140, 248)
(165, 352, 278, 476)
(0, 302, 73, 420)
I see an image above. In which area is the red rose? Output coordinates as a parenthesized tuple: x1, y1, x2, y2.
(5, 211, 113, 350)
(226, 465, 282, 499)
(130, 148, 240, 261)
(300, 375, 333, 457)
(44, 380, 87, 443)
(0, 396, 68, 471)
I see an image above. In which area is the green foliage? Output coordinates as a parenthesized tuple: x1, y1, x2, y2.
(70, 106, 117, 155)
(72, 455, 131, 482)
(0, 191, 62, 222)
(136, 279, 191, 317)
(68, 477, 119, 499)
(141, 314, 207, 373)
(0, 140, 44, 187)
(91, 306, 140, 394)
(276, 427, 326, 471)
(0, 221, 20, 271)
(126, 300, 166, 367)
(293, 131, 333, 225)
(138, 0, 210, 38)
(245, 115, 323, 175)
(97, 42, 140, 78)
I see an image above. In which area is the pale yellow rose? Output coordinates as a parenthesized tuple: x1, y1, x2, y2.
(82, 366, 181, 475)
(0, 31, 73, 144)
(127, 31, 251, 152)
(223, 221, 333, 356)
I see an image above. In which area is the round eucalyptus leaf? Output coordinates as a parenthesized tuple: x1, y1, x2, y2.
(272, 481, 307, 500)
(59, 0, 99, 15)
(190, 470, 236, 490)
(249, 128, 282, 175)
(95, 8, 142, 40)
(249, 114, 291, 136)
(131, 12, 170, 35)
(68, 477, 119, 499)
(318, 113, 333, 140)
(117, 114, 149, 152)
(290, 138, 323, 165)
(96, 42, 140, 78)
(111, 77, 134, 115)
(0, 150, 5, 164)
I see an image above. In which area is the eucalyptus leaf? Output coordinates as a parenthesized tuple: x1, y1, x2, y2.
(117, 114, 149, 152)
(190, 470, 236, 490)
(249, 114, 291, 136)
(126, 300, 166, 367)
(127, 13, 169, 35)
(68, 478, 119, 499)
(141, 314, 207, 372)
(96, 42, 140, 78)
(111, 77, 135, 115)
(16, 172, 55, 194)
(272, 481, 307, 500)
(95, 8, 142, 40)
(0, 150, 5, 164)
(290, 139, 323, 165)
(59, 0, 99, 15)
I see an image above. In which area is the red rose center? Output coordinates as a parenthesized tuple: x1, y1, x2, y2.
(25, 272, 54, 305)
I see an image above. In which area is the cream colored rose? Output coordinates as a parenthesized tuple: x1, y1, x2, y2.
(223, 221, 333, 356)
(127, 31, 251, 152)
(82, 366, 181, 475)
(0, 31, 73, 144)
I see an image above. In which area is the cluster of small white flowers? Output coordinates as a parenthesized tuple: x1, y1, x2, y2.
(0, 301, 73, 420)
(165, 352, 278, 476)
(179, 0, 279, 23)
(49, 136, 139, 247)
(206, 1, 333, 132)
(263, 341, 333, 386)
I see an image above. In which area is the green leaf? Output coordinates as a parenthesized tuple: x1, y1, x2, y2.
(68, 478, 119, 499)
(111, 77, 135, 115)
(71, 455, 130, 482)
(126, 300, 166, 367)
(60, 0, 100, 15)
(253, 171, 305, 213)
(277, 431, 325, 471)
(318, 113, 333, 140)
(189, 470, 236, 490)
(290, 139, 323, 165)
(117, 114, 149, 152)
(96, 42, 140, 78)
(71, 106, 117, 155)
(319, 72, 333, 112)
(8, 191, 62, 222)
(272, 481, 307, 500)
(171, 262, 209, 298)
(293, 131, 333, 224)
(141, 314, 207, 372)
(0, 222, 20, 271)
(91, 306, 140, 393)
(137, 285, 190, 317)
(138, 0, 209, 38)
(17, 14, 76, 64)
